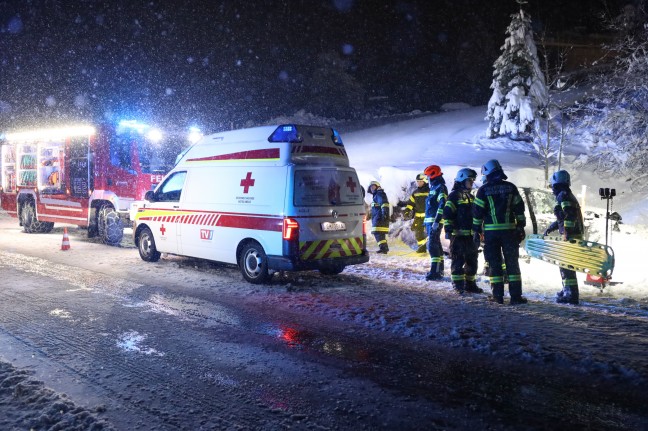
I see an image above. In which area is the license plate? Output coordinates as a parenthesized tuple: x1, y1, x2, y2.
(321, 221, 346, 232)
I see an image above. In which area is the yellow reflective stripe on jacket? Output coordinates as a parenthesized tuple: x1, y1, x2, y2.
(484, 223, 517, 231)
(371, 226, 389, 233)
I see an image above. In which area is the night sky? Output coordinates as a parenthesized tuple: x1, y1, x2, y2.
(0, 0, 628, 133)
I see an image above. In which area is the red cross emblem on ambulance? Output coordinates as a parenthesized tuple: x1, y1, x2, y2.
(346, 176, 357, 192)
(240, 172, 255, 193)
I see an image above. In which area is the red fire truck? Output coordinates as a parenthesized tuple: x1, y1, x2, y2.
(0, 120, 172, 245)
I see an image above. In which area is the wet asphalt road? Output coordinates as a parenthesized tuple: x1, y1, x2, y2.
(0, 232, 647, 430)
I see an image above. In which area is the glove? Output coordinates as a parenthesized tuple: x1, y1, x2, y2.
(543, 228, 551, 236)
(516, 227, 526, 243)
(473, 232, 481, 247)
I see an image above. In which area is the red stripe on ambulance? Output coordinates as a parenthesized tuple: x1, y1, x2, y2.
(187, 148, 280, 162)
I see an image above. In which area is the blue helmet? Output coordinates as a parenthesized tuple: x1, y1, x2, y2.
(550, 170, 571, 187)
(455, 168, 477, 182)
(481, 159, 503, 177)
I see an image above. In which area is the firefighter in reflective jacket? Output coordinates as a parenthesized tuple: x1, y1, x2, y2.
(473, 159, 527, 305)
(544, 170, 584, 305)
(423, 165, 447, 280)
(443, 168, 483, 294)
(367, 181, 390, 254)
(404, 173, 430, 253)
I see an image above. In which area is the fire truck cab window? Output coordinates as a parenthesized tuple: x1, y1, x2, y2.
(156, 171, 186, 202)
(110, 136, 133, 171)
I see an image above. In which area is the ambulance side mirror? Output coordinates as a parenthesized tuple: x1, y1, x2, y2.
(144, 190, 156, 202)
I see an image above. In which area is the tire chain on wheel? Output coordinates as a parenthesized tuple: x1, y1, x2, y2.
(21, 203, 54, 233)
(98, 205, 124, 246)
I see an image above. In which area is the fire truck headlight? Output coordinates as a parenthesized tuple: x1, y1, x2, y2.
(147, 128, 163, 143)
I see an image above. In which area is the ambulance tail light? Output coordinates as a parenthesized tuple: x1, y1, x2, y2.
(283, 218, 299, 241)
(362, 219, 368, 251)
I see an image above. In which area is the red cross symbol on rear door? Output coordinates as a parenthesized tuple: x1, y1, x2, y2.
(346, 176, 357, 192)
(240, 172, 255, 194)
(160, 224, 166, 236)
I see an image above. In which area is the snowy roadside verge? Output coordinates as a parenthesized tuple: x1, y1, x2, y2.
(0, 359, 113, 430)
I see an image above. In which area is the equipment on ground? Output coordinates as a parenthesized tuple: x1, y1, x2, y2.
(525, 234, 614, 280)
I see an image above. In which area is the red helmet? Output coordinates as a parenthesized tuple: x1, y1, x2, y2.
(424, 165, 442, 180)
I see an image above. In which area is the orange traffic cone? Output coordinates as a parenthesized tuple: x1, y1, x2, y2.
(61, 227, 71, 251)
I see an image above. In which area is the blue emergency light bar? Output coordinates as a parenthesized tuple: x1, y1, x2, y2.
(268, 125, 303, 143)
(268, 124, 344, 146)
(118, 120, 149, 133)
(332, 128, 343, 145)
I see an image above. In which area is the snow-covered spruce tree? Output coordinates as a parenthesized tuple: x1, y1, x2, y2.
(486, 2, 548, 140)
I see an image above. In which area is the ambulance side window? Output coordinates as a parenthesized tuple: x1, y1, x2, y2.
(156, 171, 186, 202)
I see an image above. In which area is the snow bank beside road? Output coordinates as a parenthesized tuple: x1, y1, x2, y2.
(0, 360, 113, 430)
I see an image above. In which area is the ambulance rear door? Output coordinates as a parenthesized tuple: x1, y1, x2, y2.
(290, 167, 365, 261)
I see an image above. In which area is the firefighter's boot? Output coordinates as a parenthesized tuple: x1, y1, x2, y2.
(464, 280, 483, 294)
(556, 287, 579, 305)
(452, 281, 465, 294)
(425, 260, 444, 281)
(489, 283, 504, 304)
(509, 296, 528, 305)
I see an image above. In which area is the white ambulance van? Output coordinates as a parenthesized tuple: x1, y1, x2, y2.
(133, 124, 369, 283)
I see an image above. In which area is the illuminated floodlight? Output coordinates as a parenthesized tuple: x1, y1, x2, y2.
(146, 128, 163, 143)
(5, 125, 95, 142)
(187, 126, 203, 144)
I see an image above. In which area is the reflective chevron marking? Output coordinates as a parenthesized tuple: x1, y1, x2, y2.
(299, 237, 364, 260)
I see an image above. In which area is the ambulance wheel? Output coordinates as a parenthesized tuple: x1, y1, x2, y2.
(138, 227, 161, 262)
(319, 263, 346, 275)
(239, 242, 270, 284)
(98, 205, 124, 246)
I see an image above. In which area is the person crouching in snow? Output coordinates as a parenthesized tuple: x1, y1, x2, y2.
(367, 181, 390, 254)
(544, 170, 585, 305)
(443, 168, 482, 294)
(423, 165, 448, 280)
(404, 173, 430, 253)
